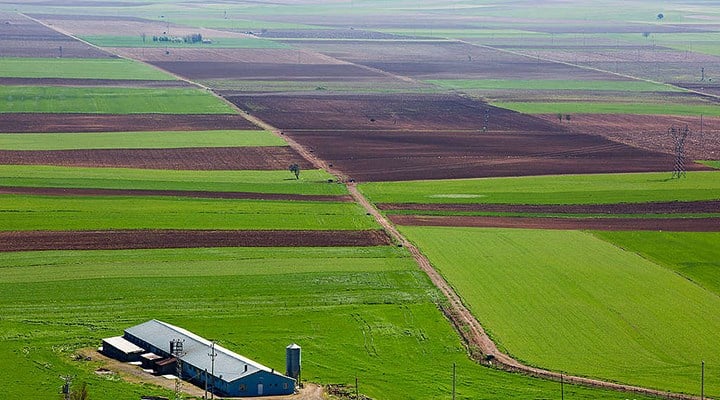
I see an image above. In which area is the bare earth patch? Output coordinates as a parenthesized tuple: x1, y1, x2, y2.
(389, 214, 720, 231)
(0, 229, 392, 252)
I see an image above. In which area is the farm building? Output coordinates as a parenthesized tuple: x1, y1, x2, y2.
(101, 319, 296, 397)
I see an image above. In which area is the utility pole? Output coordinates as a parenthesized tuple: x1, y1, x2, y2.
(452, 362, 456, 400)
(60, 375, 73, 400)
(170, 338, 185, 400)
(208, 341, 217, 399)
(355, 375, 359, 399)
(701, 360, 705, 400)
(560, 373, 564, 400)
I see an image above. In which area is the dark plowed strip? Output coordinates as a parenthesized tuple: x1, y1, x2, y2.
(0, 113, 258, 133)
(389, 215, 720, 232)
(378, 200, 720, 214)
(0, 229, 392, 252)
(0, 186, 352, 202)
(0, 147, 313, 170)
(0, 78, 194, 88)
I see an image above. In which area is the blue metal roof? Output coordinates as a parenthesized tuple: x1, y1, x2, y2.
(125, 320, 290, 384)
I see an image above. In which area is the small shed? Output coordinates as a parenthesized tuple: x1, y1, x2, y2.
(101, 336, 145, 362)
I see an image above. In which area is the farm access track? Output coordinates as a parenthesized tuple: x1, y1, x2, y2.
(31, 16, 707, 398)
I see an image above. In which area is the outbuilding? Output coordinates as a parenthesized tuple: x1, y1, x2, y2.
(104, 319, 295, 397)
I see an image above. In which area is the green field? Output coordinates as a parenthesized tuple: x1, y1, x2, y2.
(491, 101, 720, 116)
(80, 35, 288, 49)
(360, 171, 720, 204)
(199, 79, 435, 94)
(0, 194, 375, 231)
(0, 246, 658, 400)
(0, 86, 234, 114)
(593, 231, 720, 295)
(0, 165, 346, 195)
(427, 79, 680, 92)
(400, 226, 720, 396)
(0, 57, 173, 80)
(702, 161, 720, 169)
(0, 130, 285, 150)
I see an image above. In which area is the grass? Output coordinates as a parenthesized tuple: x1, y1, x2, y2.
(491, 101, 720, 116)
(201, 79, 436, 94)
(359, 171, 720, 205)
(0, 86, 235, 114)
(400, 226, 720, 397)
(0, 194, 375, 231)
(383, 209, 720, 219)
(0, 246, 659, 400)
(0, 165, 347, 196)
(427, 79, 680, 92)
(593, 231, 720, 295)
(80, 35, 289, 49)
(0, 130, 285, 150)
(0, 57, 174, 80)
(701, 161, 720, 169)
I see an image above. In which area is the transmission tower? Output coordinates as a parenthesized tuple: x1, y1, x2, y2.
(669, 125, 690, 179)
(170, 338, 185, 400)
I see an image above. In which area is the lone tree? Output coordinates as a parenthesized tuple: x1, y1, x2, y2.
(657, 13, 664, 20)
(289, 163, 300, 179)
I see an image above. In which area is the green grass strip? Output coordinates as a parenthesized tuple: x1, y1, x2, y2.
(428, 79, 680, 92)
(0, 57, 174, 80)
(81, 35, 288, 49)
(359, 171, 720, 205)
(593, 231, 720, 295)
(0, 194, 376, 231)
(0, 165, 347, 196)
(492, 101, 720, 116)
(401, 226, 720, 396)
(0, 130, 285, 150)
(0, 86, 235, 114)
(701, 160, 720, 169)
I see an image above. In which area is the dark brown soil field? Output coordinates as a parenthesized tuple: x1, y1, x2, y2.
(0, 113, 259, 132)
(0, 147, 312, 170)
(226, 93, 706, 181)
(151, 61, 384, 80)
(0, 186, 352, 202)
(389, 214, 720, 232)
(0, 229, 391, 252)
(116, 47, 341, 64)
(0, 77, 193, 88)
(228, 93, 561, 131)
(0, 12, 109, 58)
(378, 200, 720, 214)
(538, 114, 720, 160)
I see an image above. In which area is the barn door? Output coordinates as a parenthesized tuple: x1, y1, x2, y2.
(257, 382, 264, 396)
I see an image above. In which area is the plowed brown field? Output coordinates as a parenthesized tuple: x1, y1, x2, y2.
(378, 200, 720, 214)
(0, 229, 391, 252)
(538, 113, 720, 160)
(0, 113, 259, 132)
(0, 186, 352, 202)
(0, 147, 312, 170)
(151, 61, 384, 80)
(390, 214, 720, 231)
(228, 93, 709, 181)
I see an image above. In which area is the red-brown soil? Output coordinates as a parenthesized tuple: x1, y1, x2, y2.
(0, 113, 259, 132)
(0, 12, 110, 58)
(227, 94, 711, 181)
(389, 214, 720, 231)
(0, 147, 312, 170)
(293, 40, 627, 80)
(538, 113, 720, 160)
(227, 93, 562, 131)
(0, 186, 351, 202)
(0, 229, 391, 252)
(378, 200, 720, 214)
(150, 61, 384, 80)
(0, 77, 193, 88)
